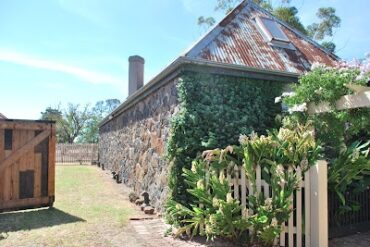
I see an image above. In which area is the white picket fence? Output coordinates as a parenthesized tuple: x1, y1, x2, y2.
(218, 161, 328, 247)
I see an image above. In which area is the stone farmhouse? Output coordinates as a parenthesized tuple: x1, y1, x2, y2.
(98, 0, 338, 209)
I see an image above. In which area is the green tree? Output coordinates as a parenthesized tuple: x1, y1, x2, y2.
(40, 106, 63, 121)
(40, 104, 90, 143)
(104, 99, 120, 113)
(272, 6, 307, 34)
(321, 41, 336, 53)
(307, 7, 341, 41)
(197, 16, 216, 29)
(58, 104, 91, 144)
(41, 106, 67, 142)
(41, 99, 121, 143)
(79, 99, 121, 143)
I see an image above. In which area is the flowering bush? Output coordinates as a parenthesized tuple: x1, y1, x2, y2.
(283, 56, 370, 151)
(282, 55, 370, 214)
(284, 58, 369, 107)
(165, 123, 319, 246)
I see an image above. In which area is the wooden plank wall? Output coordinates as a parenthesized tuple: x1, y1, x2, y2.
(56, 144, 98, 163)
(0, 120, 55, 212)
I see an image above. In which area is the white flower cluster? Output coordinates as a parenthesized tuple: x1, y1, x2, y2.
(311, 62, 327, 70)
(288, 103, 307, 114)
(275, 92, 296, 104)
(265, 198, 273, 210)
(238, 131, 258, 145)
(336, 53, 370, 82)
(238, 134, 249, 145)
(275, 164, 286, 187)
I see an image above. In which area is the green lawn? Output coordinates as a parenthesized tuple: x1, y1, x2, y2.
(0, 165, 136, 247)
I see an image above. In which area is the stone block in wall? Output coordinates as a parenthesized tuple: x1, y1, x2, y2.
(98, 78, 178, 210)
(129, 148, 135, 160)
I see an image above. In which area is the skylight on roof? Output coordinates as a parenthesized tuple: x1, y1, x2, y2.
(256, 17, 289, 43)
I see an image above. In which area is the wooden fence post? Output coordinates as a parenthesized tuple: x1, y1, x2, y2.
(310, 160, 328, 247)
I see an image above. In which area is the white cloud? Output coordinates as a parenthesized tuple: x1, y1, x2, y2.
(0, 50, 123, 85)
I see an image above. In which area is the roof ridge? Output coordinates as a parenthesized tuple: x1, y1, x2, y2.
(183, 0, 249, 58)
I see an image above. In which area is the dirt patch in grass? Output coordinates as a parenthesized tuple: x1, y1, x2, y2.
(0, 165, 140, 247)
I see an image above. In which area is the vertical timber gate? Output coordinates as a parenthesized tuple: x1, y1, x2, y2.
(0, 119, 56, 212)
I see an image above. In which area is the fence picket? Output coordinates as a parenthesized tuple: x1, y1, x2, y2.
(280, 226, 286, 247)
(197, 163, 322, 247)
(227, 170, 232, 189)
(296, 166, 302, 247)
(263, 181, 269, 198)
(256, 165, 261, 194)
(241, 166, 247, 210)
(56, 144, 98, 163)
(234, 165, 239, 200)
(288, 167, 294, 247)
(304, 170, 311, 247)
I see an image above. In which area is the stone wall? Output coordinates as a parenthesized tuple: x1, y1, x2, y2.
(99, 79, 179, 210)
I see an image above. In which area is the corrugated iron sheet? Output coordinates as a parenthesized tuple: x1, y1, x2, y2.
(185, 1, 337, 74)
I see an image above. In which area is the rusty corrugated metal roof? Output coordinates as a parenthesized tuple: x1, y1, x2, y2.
(100, 0, 340, 127)
(185, 0, 338, 74)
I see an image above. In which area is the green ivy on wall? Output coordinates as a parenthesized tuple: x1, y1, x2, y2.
(166, 72, 284, 205)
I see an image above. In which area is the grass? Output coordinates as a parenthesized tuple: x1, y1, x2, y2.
(0, 165, 137, 247)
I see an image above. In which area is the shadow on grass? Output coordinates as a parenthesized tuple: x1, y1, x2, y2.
(0, 207, 85, 233)
(178, 235, 244, 247)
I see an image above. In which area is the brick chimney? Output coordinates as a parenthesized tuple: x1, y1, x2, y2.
(128, 55, 145, 96)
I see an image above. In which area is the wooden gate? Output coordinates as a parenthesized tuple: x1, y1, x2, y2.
(0, 119, 56, 212)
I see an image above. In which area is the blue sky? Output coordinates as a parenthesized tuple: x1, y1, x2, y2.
(0, 0, 369, 119)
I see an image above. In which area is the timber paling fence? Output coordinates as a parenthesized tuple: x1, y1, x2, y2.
(329, 187, 370, 238)
(56, 144, 98, 163)
(207, 161, 328, 247)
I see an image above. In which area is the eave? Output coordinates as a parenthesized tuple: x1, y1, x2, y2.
(99, 57, 300, 128)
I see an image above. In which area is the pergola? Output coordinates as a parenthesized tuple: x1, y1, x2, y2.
(307, 84, 370, 114)
(302, 84, 370, 247)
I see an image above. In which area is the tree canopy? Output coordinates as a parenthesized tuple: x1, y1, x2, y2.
(41, 99, 120, 143)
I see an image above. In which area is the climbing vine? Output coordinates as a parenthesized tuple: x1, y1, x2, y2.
(283, 61, 370, 154)
(166, 72, 284, 205)
(283, 59, 370, 213)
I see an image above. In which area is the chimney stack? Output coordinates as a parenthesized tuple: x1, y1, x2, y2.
(128, 55, 145, 96)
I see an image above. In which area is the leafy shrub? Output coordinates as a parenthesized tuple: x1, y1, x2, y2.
(166, 123, 319, 246)
(166, 159, 250, 240)
(328, 141, 370, 213)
